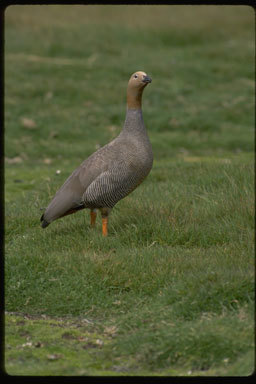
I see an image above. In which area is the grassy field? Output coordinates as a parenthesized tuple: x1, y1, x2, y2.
(4, 4, 255, 376)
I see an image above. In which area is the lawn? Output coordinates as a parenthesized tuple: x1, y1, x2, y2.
(4, 4, 255, 376)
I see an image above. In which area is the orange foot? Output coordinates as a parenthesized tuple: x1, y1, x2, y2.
(102, 217, 108, 236)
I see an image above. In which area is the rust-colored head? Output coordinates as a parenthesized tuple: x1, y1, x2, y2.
(127, 71, 152, 110)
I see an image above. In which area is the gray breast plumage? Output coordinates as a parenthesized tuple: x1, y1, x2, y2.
(82, 109, 153, 208)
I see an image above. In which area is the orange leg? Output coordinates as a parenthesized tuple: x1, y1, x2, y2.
(90, 210, 97, 227)
(102, 217, 108, 237)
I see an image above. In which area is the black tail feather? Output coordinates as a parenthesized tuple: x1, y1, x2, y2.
(40, 214, 49, 228)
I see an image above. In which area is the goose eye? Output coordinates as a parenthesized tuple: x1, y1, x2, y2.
(134, 74, 138, 79)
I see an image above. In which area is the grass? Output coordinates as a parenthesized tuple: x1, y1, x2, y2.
(4, 4, 255, 376)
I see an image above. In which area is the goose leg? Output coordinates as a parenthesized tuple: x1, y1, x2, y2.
(90, 209, 97, 227)
(102, 217, 108, 237)
(100, 208, 111, 236)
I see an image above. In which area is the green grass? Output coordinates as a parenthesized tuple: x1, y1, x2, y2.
(4, 4, 255, 376)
